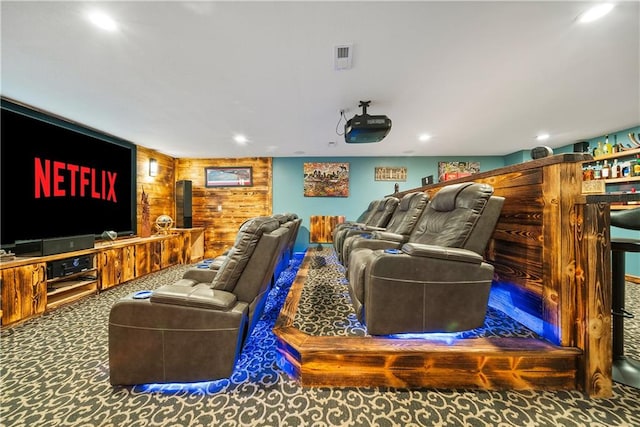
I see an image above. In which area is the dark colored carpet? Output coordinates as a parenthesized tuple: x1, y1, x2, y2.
(1, 249, 639, 426)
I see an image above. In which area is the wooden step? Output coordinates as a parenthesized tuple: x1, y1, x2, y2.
(273, 250, 582, 391)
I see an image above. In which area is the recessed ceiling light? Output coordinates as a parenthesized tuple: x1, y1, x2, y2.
(578, 3, 614, 23)
(536, 133, 550, 141)
(233, 134, 248, 144)
(418, 134, 432, 142)
(88, 11, 118, 32)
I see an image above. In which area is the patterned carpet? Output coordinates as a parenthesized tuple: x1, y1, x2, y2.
(2, 249, 640, 427)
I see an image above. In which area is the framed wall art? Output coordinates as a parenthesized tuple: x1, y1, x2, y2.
(438, 161, 480, 182)
(205, 166, 253, 187)
(374, 166, 407, 181)
(303, 162, 349, 197)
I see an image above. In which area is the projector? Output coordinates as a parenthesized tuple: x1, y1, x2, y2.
(344, 101, 392, 144)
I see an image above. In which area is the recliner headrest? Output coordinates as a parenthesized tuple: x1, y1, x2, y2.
(272, 213, 288, 224)
(399, 192, 424, 211)
(430, 182, 474, 212)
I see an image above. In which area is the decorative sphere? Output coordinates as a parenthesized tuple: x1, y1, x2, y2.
(155, 215, 174, 234)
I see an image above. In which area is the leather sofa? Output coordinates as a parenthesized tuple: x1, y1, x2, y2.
(340, 192, 429, 267)
(346, 182, 504, 335)
(108, 216, 287, 385)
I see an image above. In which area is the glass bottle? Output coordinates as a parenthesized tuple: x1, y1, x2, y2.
(594, 141, 603, 157)
(611, 159, 619, 179)
(604, 135, 612, 155)
(601, 160, 610, 179)
(634, 155, 640, 177)
(593, 161, 602, 180)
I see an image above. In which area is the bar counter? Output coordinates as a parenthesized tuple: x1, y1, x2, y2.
(392, 153, 616, 397)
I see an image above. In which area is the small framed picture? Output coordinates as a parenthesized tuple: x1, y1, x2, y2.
(204, 167, 253, 187)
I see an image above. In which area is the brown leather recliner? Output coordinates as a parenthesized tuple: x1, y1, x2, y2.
(340, 192, 429, 267)
(333, 197, 399, 261)
(108, 216, 286, 385)
(347, 182, 504, 336)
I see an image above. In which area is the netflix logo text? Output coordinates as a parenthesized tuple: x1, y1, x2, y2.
(34, 157, 118, 202)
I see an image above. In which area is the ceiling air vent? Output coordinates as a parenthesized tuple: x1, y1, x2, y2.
(334, 44, 353, 70)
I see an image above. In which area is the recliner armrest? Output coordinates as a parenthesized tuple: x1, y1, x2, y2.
(182, 268, 218, 283)
(401, 243, 483, 264)
(359, 225, 387, 232)
(150, 284, 237, 310)
(370, 231, 407, 242)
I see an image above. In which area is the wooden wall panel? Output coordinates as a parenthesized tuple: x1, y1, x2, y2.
(135, 150, 272, 260)
(310, 216, 345, 243)
(175, 157, 272, 259)
(136, 147, 176, 235)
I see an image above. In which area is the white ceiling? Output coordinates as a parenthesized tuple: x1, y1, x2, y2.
(2, 1, 639, 159)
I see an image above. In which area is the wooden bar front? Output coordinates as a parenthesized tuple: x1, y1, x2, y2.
(275, 154, 614, 397)
(397, 154, 611, 397)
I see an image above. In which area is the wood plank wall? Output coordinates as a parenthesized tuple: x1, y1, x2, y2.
(175, 157, 272, 257)
(136, 148, 274, 260)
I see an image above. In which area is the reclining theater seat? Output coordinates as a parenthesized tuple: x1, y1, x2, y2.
(334, 197, 399, 261)
(340, 192, 429, 268)
(108, 216, 285, 385)
(347, 182, 504, 336)
(196, 212, 300, 279)
(331, 199, 381, 252)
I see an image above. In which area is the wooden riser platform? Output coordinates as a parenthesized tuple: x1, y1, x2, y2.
(273, 251, 583, 391)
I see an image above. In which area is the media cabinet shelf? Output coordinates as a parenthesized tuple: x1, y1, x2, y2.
(1, 230, 200, 326)
(46, 269, 98, 311)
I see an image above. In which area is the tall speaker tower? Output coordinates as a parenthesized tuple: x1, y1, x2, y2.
(175, 180, 193, 228)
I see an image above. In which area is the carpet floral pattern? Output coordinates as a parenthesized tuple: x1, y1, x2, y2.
(1, 248, 639, 426)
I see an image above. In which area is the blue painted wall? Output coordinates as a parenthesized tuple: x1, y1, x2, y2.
(273, 125, 639, 277)
(273, 155, 504, 252)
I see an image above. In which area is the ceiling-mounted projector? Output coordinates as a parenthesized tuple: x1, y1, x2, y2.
(344, 101, 392, 143)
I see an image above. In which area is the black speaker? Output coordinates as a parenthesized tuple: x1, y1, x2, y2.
(176, 180, 193, 228)
(14, 234, 95, 257)
(574, 141, 590, 153)
(14, 239, 44, 257)
(42, 234, 94, 256)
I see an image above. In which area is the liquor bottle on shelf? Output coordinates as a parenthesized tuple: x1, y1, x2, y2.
(583, 165, 594, 181)
(634, 155, 640, 177)
(594, 141, 604, 157)
(621, 161, 631, 178)
(611, 159, 620, 179)
(604, 135, 612, 155)
(601, 160, 610, 179)
(593, 161, 602, 180)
